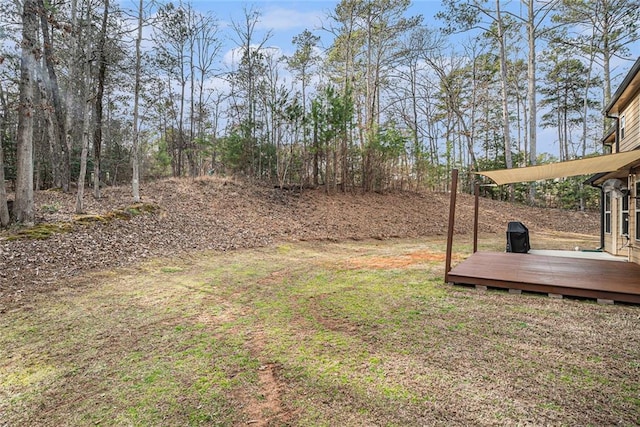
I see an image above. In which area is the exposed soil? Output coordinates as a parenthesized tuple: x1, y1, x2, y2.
(244, 327, 292, 427)
(0, 176, 599, 309)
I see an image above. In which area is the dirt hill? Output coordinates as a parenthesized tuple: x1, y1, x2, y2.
(0, 177, 599, 308)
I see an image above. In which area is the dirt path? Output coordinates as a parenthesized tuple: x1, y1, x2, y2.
(245, 327, 290, 426)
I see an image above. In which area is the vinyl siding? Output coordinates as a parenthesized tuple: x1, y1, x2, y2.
(604, 58, 640, 263)
(632, 180, 640, 263)
(619, 95, 640, 152)
(603, 196, 631, 257)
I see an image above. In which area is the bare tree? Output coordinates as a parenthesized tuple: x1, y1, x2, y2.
(494, 0, 513, 176)
(521, 0, 557, 203)
(62, 0, 81, 194)
(37, 0, 68, 191)
(0, 82, 11, 226)
(229, 7, 272, 177)
(131, 0, 143, 202)
(287, 29, 320, 185)
(191, 8, 221, 176)
(14, 0, 38, 224)
(75, 4, 94, 214)
(93, 0, 110, 198)
(438, 0, 517, 198)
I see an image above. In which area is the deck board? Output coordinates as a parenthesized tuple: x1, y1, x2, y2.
(447, 252, 640, 304)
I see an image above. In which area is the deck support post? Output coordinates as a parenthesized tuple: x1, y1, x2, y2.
(473, 182, 479, 253)
(445, 169, 458, 283)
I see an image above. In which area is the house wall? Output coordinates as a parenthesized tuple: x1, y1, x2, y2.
(603, 58, 640, 264)
(619, 94, 640, 153)
(631, 178, 640, 264)
(605, 180, 635, 259)
(607, 80, 640, 260)
(605, 197, 619, 255)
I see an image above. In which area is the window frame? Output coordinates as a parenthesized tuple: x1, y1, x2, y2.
(621, 191, 629, 236)
(605, 190, 612, 234)
(620, 115, 626, 140)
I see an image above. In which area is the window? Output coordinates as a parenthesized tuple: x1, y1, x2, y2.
(620, 115, 626, 140)
(621, 192, 629, 236)
(636, 180, 640, 240)
(605, 191, 612, 234)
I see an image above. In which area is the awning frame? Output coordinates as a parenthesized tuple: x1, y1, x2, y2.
(474, 150, 640, 186)
(445, 151, 640, 282)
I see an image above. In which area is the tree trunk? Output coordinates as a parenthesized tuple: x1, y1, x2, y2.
(0, 84, 11, 226)
(557, 107, 564, 161)
(38, 0, 68, 191)
(526, 0, 537, 204)
(496, 0, 514, 200)
(409, 65, 421, 189)
(602, 15, 612, 104)
(132, 0, 143, 202)
(75, 7, 93, 214)
(188, 7, 197, 178)
(93, 0, 110, 198)
(76, 77, 91, 214)
(63, 0, 79, 193)
(15, 0, 38, 225)
(75, 103, 90, 213)
(312, 118, 319, 186)
(325, 136, 330, 194)
(582, 50, 596, 157)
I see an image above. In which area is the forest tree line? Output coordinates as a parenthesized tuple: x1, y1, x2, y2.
(1, 0, 639, 224)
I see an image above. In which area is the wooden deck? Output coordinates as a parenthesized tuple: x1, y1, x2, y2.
(447, 252, 640, 304)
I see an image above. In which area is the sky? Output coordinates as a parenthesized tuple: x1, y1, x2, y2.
(124, 0, 638, 157)
(188, 0, 445, 56)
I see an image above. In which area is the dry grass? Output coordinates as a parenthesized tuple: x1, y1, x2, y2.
(0, 177, 601, 308)
(1, 235, 639, 426)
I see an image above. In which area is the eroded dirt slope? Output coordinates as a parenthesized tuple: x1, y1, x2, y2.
(0, 177, 599, 308)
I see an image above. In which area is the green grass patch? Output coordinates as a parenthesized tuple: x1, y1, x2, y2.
(3, 203, 160, 241)
(6, 222, 74, 240)
(1, 238, 639, 426)
(160, 266, 184, 273)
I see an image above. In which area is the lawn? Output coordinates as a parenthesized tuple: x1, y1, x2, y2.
(1, 235, 639, 426)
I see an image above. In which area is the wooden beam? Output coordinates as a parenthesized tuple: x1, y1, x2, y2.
(444, 169, 458, 283)
(473, 182, 479, 253)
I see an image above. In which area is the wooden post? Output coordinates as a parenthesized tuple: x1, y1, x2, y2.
(444, 169, 458, 283)
(473, 182, 479, 253)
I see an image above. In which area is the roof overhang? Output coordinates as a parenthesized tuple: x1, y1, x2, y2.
(605, 57, 640, 115)
(601, 125, 615, 146)
(475, 150, 640, 185)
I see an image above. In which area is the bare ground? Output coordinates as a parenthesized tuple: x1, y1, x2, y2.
(2, 180, 637, 426)
(0, 176, 599, 309)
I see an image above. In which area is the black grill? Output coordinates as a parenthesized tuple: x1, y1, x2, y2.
(506, 221, 530, 253)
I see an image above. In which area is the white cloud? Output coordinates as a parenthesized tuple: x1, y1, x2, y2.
(257, 7, 324, 31)
(204, 75, 232, 93)
(222, 46, 242, 68)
